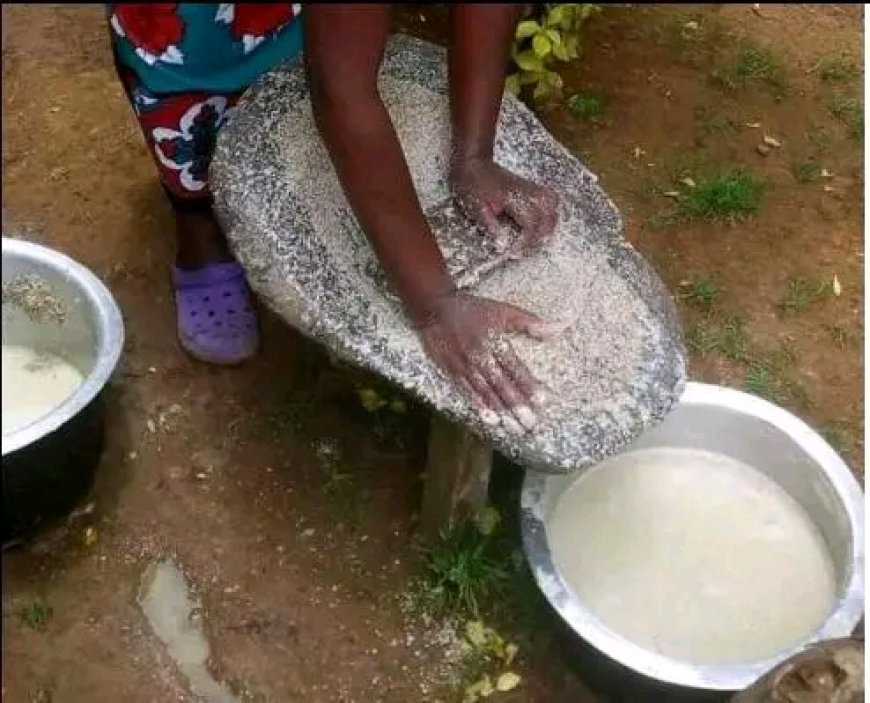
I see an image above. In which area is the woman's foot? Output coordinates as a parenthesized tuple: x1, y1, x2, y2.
(172, 209, 261, 365)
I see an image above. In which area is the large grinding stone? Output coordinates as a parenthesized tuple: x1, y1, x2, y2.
(211, 34, 686, 474)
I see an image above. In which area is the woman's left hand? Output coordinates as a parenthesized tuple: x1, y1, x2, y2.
(451, 157, 559, 254)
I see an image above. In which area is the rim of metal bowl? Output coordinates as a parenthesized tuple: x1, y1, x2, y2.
(520, 381, 865, 692)
(1, 237, 125, 456)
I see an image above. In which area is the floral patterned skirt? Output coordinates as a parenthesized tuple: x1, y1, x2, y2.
(109, 3, 303, 200)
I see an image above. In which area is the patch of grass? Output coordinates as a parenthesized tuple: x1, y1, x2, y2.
(416, 524, 508, 618)
(686, 314, 748, 362)
(17, 597, 52, 631)
(695, 108, 737, 138)
(743, 364, 805, 405)
(778, 276, 834, 316)
(849, 112, 864, 142)
(566, 91, 605, 120)
(829, 94, 860, 119)
(712, 40, 788, 95)
(806, 126, 835, 153)
(735, 41, 789, 92)
(816, 54, 860, 83)
(820, 422, 855, 456)
(824, 323, 854, 350)
(678, 276, 719, 309)
(829, 93, 864, 142)
(743, 363, 776, 400)
(794, 159, 821, 184)
(743, 343, 807, 406)
(680, 169, 765, 219)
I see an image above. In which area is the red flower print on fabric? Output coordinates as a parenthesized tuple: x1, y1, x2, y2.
(111, 4, 185, 65)
(215, 4, 300, 54)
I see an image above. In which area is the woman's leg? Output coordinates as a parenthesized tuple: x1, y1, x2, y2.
(115, 62, 261, 365)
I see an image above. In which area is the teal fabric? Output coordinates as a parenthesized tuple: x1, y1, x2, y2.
(109, 4, 303, 94)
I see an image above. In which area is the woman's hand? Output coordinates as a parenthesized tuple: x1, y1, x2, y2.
(451, 157, 560, 254)
(415, 291, 559, 429)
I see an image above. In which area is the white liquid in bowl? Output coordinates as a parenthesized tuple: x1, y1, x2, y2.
(547, 447, 836, 664)
(2, 344, 85, 435)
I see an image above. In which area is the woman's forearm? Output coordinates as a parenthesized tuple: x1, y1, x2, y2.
(449, 4, 523, 165)
(312, 92, 456, 319)
(304, 5, 456, 323)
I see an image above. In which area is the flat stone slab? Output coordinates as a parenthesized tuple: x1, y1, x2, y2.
(212, 34, 686, 474)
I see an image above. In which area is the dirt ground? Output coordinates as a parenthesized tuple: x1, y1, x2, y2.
(1, 4, 863, 703)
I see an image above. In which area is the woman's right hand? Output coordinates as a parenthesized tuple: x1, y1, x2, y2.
(414, 291, 560, 430)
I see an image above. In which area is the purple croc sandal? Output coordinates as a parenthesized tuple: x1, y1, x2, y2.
(172, 261, 261, 365)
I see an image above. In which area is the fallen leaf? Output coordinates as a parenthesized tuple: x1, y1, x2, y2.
(680, 177, 696, 189)
(833, 275, 842, 297)
(83, 527, 98, 547)
(357, 388, 387, 413)
(474, 506, 501, 536)
(496, 672, 522, 692)
(466, 620, 488, 648)
(463, 676, 495, 702)
(762, 134, 782, 148)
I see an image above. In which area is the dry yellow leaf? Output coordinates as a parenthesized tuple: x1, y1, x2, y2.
(83, 527, 97, 547)
(466, 620, 488, 648)
(496, 672, 522, 692)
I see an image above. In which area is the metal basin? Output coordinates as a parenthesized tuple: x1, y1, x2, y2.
(2, 237, 124, 541)
(521, 382, 864, 697)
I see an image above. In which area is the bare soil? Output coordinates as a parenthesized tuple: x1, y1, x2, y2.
(2, 4, 863, 703)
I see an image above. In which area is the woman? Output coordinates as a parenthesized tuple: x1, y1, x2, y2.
(109, 3, 559, 423)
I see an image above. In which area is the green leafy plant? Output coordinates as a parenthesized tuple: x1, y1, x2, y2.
(507, 4, 600, 104)
(778, 276, 834, 316)
(416, 522, 507, 618)
(17, 597, 52, 631)
(678, 276, 719, 309)
(566, 90, 605, 120)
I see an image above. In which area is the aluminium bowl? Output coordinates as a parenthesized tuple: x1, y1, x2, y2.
(521, 382, 864, 698)
(2, 237, 124, 541)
